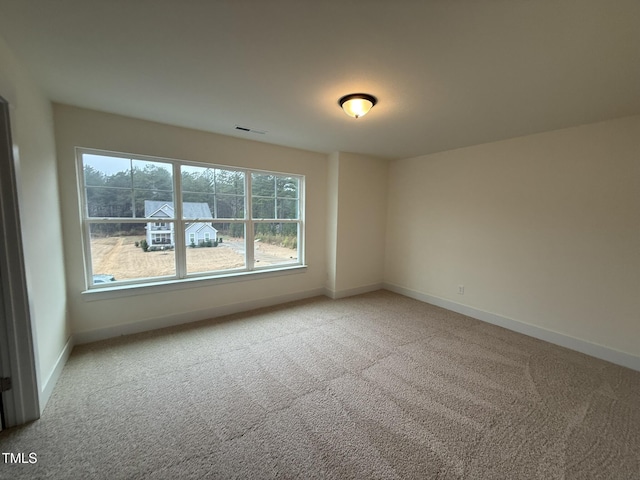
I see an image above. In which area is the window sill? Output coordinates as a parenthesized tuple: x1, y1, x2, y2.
(81, 265, 308, 302)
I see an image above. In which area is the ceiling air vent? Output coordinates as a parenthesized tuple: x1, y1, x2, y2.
(234, 125, 267, 135)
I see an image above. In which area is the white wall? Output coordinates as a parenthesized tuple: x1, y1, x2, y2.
(385, 116, 640, 362)
(0, 35, 70, 409)
(326, 152, 340, 293)
(326, 152, 388, 297)
(53, 105, 328, 338)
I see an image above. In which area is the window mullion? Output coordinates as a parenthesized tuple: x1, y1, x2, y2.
(246, 173, 254, 270)
(213, 169, 218, 218)
(173, 163, 186, 278)
(129, 159, 136, 218)
(273, 176, 278, 221)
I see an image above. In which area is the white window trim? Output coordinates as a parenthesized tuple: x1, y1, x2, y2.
(81, 265, 308, 301)
(77, 147, 305, 291)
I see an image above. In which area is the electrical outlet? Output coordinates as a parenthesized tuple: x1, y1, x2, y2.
(458, 285, 464, 295)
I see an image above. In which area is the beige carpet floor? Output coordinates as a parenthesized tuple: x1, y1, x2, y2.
(0, 290, 638, 479)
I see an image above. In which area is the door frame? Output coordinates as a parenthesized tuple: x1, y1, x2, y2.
(0, 95, 40, 428)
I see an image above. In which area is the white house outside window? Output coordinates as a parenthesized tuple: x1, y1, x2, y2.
(78, 149, 304, 288)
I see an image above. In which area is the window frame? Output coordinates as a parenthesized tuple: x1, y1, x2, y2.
(77, 147, 305, 291)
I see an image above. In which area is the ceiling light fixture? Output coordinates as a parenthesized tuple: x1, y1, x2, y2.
(338, 93, 377, 119)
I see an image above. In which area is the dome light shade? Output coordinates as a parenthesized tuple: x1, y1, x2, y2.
(338, 93, 377, 118)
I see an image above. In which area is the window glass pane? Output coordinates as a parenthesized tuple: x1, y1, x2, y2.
(252, 197, 275, 219)
(89, 222, 175, 284)
(83, 153, 133, 218)
(252, 173, 275, 197)
(182, 165, 215, 193)
(182, 166, 244, 219)
(182, 194, 216, 219)
(182, 200, 214, 220)
(215, 195, 245, 219)
(105, 171, 133, 189)
(277, 177, 299, 198)
(132, 160, 173, 190)
(254, 222, 299, 267)
(136, 191, 175, 219)
(215, 169, 245, 195)
(133, 161, 173, 218)
(251, 174, 299, 219)
(276, 198, 298, 219)
(186, 223, 245, 274)
(86, 187, 133, 217)
(83, 154, 131, 186)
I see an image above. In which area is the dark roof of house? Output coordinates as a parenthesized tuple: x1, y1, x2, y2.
(144, 200, 213, 218)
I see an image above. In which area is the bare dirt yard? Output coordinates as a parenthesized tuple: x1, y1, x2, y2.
(91, 236, 297, 281)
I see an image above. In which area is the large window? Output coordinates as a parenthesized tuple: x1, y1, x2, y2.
(78, 149, 304, 288)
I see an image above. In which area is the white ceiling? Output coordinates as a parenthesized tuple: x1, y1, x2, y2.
(0, 0, 638, 159)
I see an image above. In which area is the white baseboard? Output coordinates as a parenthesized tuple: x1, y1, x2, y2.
(383, 282, 640, 372)
(324, 283, 383, 300)
(39, 335, 74, 414)
(74, 288, 326, 345)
